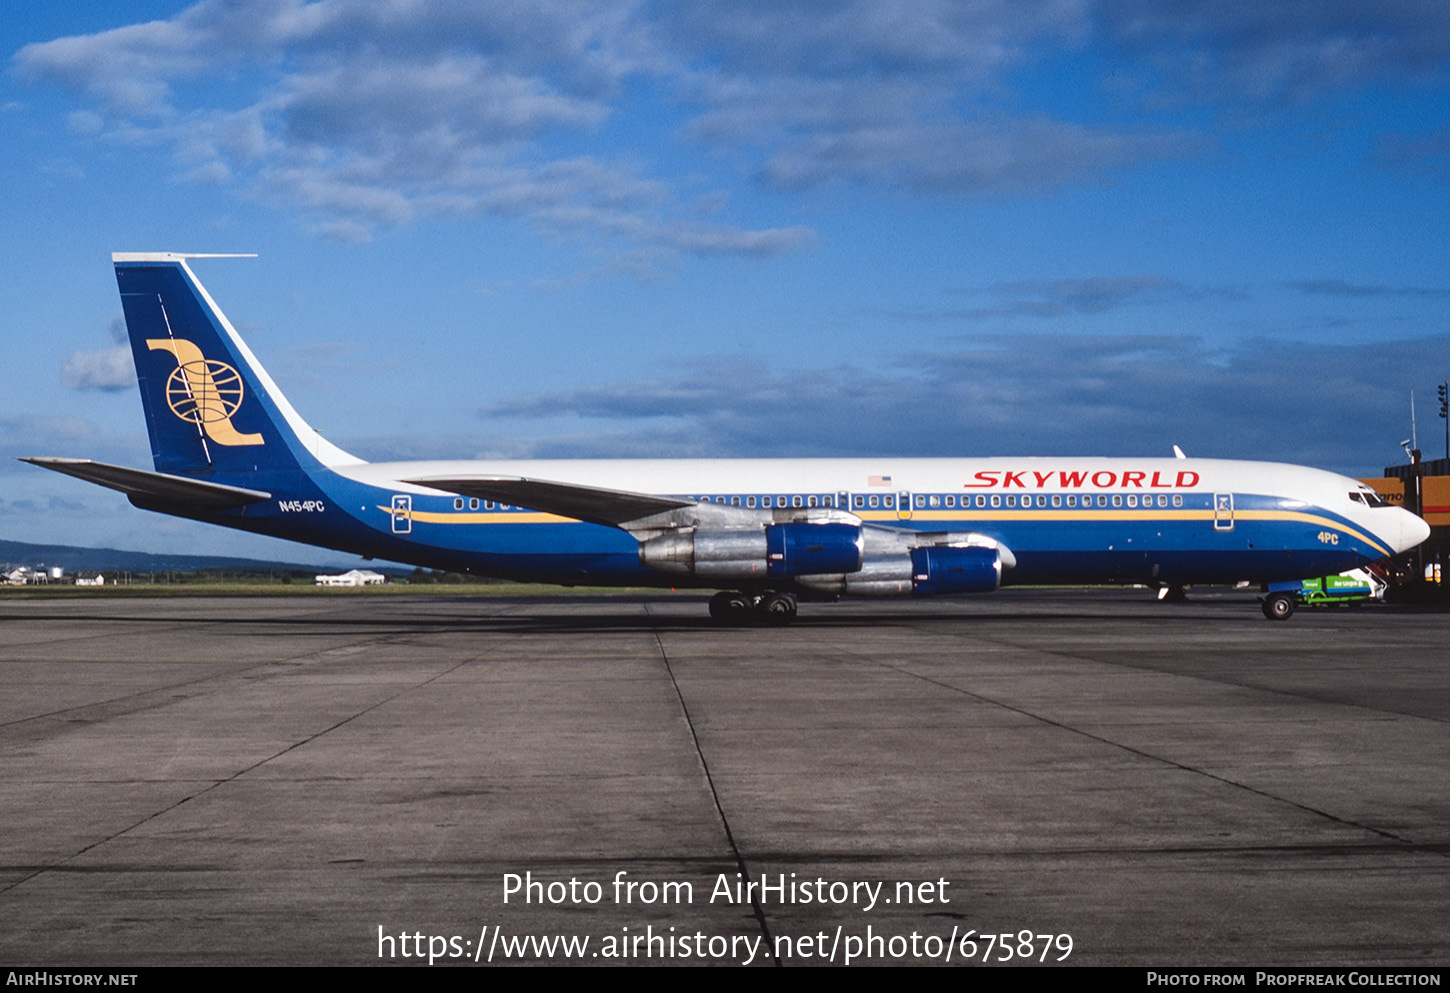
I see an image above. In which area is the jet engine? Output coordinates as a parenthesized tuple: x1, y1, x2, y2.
(639, 519, 1011, 596)
(794, 527, 1011, 596)
(638, 522, 863, 579)
(908, 544, 1003, 595)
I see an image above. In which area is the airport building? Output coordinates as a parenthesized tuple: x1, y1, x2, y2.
(1363, 456, 1449, 588)
(314, 569, 387, 587)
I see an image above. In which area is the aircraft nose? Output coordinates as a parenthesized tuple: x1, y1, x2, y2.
(1398, 509, 1431, 553)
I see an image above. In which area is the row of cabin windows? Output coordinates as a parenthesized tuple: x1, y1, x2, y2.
(691, 494, 837, 509)
(453, 498, 517, 511)
(451, 494, 838, 512)
(691, 492, 1187, 510)
(914, 492, 1186, 510)
(452, 492, 1188, 512)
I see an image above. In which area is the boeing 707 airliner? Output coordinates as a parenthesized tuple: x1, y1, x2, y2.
(23, 254, 1430, 622)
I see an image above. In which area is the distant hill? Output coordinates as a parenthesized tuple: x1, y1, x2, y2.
(0, 538, 376, 576)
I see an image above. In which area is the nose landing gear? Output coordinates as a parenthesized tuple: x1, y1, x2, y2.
(1261, 591, 1296, 620)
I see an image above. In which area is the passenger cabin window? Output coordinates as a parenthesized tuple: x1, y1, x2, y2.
(1172, 495, 1183, 507)
(1066, 495, 1076, 507)
(868, 495, 879, 508)
(990, 495, 1001, 508)
(975, 495, 985, 508)
(454, 498, 464, 510)
(1112, 495, 1123, 508)
(1052, 495, 1062, 508)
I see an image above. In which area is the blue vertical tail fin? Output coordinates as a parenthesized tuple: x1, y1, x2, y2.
(113, 253, 359, 477)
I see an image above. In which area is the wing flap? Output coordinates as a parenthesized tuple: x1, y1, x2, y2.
(21, 458, 271, 509)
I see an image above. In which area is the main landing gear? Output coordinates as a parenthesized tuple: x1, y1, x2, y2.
(708, 590, 799, 626)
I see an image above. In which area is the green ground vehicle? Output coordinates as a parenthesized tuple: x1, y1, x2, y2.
(1261, 569, 1384, 619)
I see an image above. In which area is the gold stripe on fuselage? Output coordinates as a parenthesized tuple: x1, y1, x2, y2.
(378, 506, 572, 525)
(378, 503, 1392, 559)
(857, 507, 1389, 557)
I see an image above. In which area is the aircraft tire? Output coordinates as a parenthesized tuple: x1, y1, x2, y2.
(709, 591, 754, 625)
(758, 591, 798, 626)
(1262, 592, 1296, 620)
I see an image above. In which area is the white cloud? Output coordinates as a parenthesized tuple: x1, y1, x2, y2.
(21, 1, 1438, 264)
(61, 346, 133, 392)
(757, 118, 1202, 193)
(10, 0, 1204, 262)
(1, 412, 112, 453)
(14, 0, 804, 263)
(477, 331, 1448, 473)
(1101, 0, 1450, 105)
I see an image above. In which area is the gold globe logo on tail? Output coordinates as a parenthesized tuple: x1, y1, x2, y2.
(166, 360, 244, 423)
(148, 339, 264, 446)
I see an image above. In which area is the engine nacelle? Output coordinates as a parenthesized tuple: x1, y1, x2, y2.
(796, 531, 1009, 597)
(910, 545, 1002, 595)
(639, 523, 863, 580)
(766, 522, 863, 577)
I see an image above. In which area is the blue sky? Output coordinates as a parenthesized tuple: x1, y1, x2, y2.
(2, 1, 1449, 563)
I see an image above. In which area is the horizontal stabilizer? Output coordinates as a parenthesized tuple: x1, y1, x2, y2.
(21, 458, 271, 509)
(405, 475, 695, 527)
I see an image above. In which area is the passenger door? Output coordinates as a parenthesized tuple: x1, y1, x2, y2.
(1213, 492, 1234, 531)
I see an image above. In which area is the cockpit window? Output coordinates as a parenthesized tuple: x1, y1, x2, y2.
(1350, 490, 1389, 508)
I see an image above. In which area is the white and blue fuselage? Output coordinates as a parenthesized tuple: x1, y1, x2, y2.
(312, 456, 1415, 588)
(24, 254, 1429, 622)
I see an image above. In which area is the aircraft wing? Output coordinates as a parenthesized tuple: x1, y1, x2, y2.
(403, 478, 1010, 567)
(403, 475, 697, 528)
(20, 458, 272, 509)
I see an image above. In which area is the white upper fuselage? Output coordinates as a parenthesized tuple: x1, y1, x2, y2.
(336, 454, 1427, 566)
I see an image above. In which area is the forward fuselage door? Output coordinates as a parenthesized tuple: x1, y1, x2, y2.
(1213, 492, 1234, 531)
